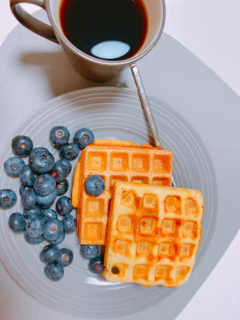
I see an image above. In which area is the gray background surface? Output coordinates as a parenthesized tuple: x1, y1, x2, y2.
(0, 10, 240, 320)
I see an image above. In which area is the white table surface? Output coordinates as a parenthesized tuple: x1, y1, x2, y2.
(0, 1, 240, 319)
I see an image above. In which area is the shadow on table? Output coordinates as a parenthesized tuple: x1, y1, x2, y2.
(20, 51, 127, 97)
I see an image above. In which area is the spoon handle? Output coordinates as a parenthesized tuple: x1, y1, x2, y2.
(131, 65, 162, 148)
(131, 66, 176, 187)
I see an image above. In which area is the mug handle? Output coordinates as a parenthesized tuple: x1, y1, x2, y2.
(10, 0, 58, 43)
(131, 65, 162, 148)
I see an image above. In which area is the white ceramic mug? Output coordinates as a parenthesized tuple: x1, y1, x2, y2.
(10, 0, 166, 82)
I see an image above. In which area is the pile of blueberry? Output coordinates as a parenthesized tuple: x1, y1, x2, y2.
(0, 126, 98, 281)
(80, 244, 105, 274)
(40, 244, 73, 281)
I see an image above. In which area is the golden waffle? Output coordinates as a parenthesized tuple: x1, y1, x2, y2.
(72, 140, 172, 245)
(103, 181, 204, 288)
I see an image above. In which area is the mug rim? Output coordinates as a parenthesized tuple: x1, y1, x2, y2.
(46, 0, 166, 67)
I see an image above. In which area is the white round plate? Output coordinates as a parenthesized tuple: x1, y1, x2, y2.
(0, 87, 217, 319)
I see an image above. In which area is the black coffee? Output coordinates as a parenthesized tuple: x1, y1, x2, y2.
(60, 0, 148, 61)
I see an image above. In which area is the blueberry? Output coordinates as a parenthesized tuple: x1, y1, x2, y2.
(42, 209, 57, 221)
(44, 218, 64, 242)
(4, 156, 25, 177)
(21, 189, 37, 210)
(56, 248, 73, 267)
(37, 189, 57, 208)
(56, 196, 73, 216)
(81, 245, 100, 259)
(62, 215, 76, 233)
(60, 143, 79, 161)
(20, 185, 32, 195)
(88, 256, 105, 274)
(40, 244, 59, 263)
(50, 161, 68, 183)
(24, 232, 44, 244)
(56, 179, 69, 196)
(12, 135, 33, 156)
(56, 159, 72, 175)
(25, 215, 45, 238)
(29, 148, 55, 174)
(8, 213, 26, 232)
(40, 202, 54, 210)
(25, 213, 45, 221)
(85, 175, 105, 197)
(23, 205, 43, 219)
(34, 174, 56, 196)
(50, 126, 70, 146)
(0, 189, 17, 208)
(44, 262, 64, 281)
(20, 165, 38, 187)
(73, 128, 94, 149)
(51, 231, 65, 245)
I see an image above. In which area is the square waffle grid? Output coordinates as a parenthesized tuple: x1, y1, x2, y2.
(79, 146, 172, 245)
(103, 182, 204, 287)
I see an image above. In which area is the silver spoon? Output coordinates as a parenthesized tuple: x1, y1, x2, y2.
(131, 65, 176, 187)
